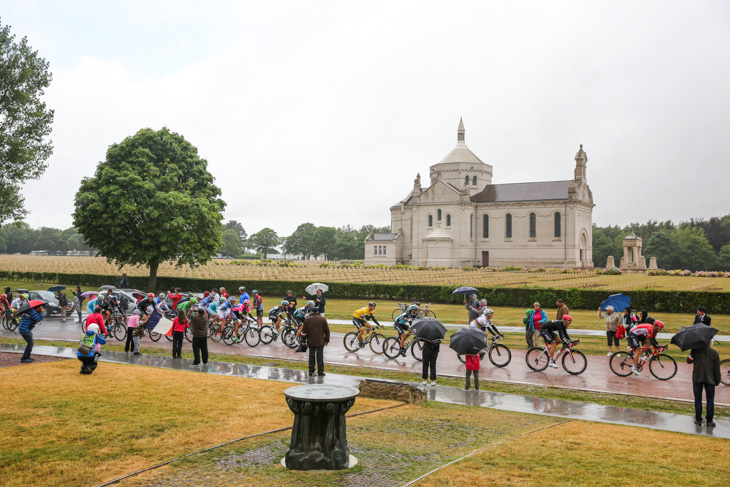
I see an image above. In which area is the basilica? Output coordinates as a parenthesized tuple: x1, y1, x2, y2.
(364, 119, 595, 268)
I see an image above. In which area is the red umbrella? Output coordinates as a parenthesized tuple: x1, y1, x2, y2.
(16, 300, 48, 315)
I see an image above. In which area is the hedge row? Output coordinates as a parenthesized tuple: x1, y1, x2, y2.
(1, 271, 727, 314)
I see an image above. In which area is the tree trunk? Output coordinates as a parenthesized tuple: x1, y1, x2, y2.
(148, 261, 159, 291)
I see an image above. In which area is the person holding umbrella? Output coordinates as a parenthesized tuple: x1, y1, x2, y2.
(465, 293, 480, 322)
(72, 286, 85, 323)
(410, 317, 447, 387)
(17, 300, 46, 362)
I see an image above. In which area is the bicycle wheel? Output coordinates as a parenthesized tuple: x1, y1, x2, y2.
(488, 344, 511, 367)
(244, 327, 261, 347)
(1, 314, 8, 330)
(113, 324, 126, 341)
(562, 349, 587, 375)
(609, 351, 634, 377)
(210, 325, 224, 342)
(9, 317, 18, 332)
(410, 338, 424, 361)
(720, 359, 730, 386)
(649, 353, 677, 381)
(149, 331, 161, 342)
(382, 337, 402, 359)
(391, 309, 401, 321)
(525, 347, 549, 371)
(259, 325, 274, 344)
(343, 332, 360, 352)
(282, 329, 298, 349)
(369, 333, 386, 354)
(222, 325, 236, 345)
(424, 310, 437, 319)
(184, 326, 192, 343)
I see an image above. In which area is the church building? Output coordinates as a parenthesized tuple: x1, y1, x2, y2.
(364, 119, 595, 268)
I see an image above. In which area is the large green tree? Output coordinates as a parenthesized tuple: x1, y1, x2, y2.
(73, 127, 225, 289)
(0, 20, 54, 222)
(248, 228, 279, 257)
(284, 223, 317, 258)
(223, 220, 247, 250)
(217, 228, 244, 258)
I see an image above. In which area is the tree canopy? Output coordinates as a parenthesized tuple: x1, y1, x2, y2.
(73, 127, 225, 289)
(248, 228, 279, 257)
(0, 20, 54, 223)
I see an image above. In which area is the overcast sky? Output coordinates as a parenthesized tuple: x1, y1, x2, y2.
(5, 0, 730, 236)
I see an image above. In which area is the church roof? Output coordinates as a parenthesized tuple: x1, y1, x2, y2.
(436, 143, 485, 165)
(370, 233, 398, 241)
(423, 227, 452, 240)
(472, 180, 573, 203)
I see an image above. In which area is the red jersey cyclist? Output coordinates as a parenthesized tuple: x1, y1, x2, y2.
(628, 320, 665, 376)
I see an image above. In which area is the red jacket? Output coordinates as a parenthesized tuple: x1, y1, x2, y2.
(465, 355, 480, 371)
(172, 317, 189, 333)
(85, 313, 107, 335)
(169, 293, 183, 310)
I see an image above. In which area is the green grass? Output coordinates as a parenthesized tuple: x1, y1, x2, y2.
(4, 337, 727, 420)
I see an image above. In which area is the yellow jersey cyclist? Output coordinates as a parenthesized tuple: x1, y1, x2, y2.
(354, 302, 381, 347)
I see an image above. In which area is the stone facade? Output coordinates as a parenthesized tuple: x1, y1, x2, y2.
(365, 120, 595, 269)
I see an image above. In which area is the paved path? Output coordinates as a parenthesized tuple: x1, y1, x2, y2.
(2, 343, 728, 440)
(3, 318, 729, 406)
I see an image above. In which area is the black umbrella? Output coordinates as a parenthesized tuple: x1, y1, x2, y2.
(47, 285, 66, 292)
(16, 299, 48, 316)
(449, 326, 491, 355)
(671, 325, 719, 352)
(411, 317, 447, 342)
(452, 286, 479, 295)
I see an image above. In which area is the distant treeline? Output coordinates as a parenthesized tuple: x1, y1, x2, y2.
(592, 215, 730, 272)
(0, 223, 94, 254)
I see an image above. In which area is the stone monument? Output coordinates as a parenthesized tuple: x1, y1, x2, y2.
(649, 256, 658, 270)
(605, 255, 615, 269)
(619, 232, 647, 272)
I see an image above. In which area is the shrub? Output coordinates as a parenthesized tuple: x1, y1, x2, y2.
(604, 267, 622, 275)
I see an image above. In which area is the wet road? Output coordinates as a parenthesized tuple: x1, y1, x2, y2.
(3, 317, 729, 406)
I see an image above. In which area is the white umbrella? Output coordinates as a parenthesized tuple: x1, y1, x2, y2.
(305, 283, 329, 295)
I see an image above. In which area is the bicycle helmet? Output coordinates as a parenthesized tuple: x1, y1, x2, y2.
(408, 304, 418, 311)
(654, 320, 664, 330)
(189, 297, 197, 304)
(562, 314, 573, 322)
(484, 308, 494, 315)
(1, 294, 6, 299)
(368, 302, 377, 307)
(87, 323, 100, 334)
(203, 291, 210, 298)
(229, 296, 236, 302)
(307, 300, 315, 307)
(158, 293, 166, 299)
(252, 290, 258, 295)
(238, 286, 246, 292)
(219, 297, 226, 303)
(281, 300, 289, 306)
(147, 293, 154, 299)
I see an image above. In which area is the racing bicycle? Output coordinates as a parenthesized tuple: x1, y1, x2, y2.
(609, 344, 677, 381)
(382, 333, 425, 361)
(343, 323, 386, 354)
(525, 339, 587, 375)
(456, 335, 511, 367)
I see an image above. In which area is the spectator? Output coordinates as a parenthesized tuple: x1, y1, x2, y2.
(464, 352, 480, 391)
(465, 293, 480, 322)
(77, 323, 106, 375)
(314, 289, 327, 316)
(85, 307, 108, 335)
(638, 309, 655, 324)
(120, 273, 129, 288)
(171, 311, 189, 359)
(694, 307, 711, 326)
(252, 290, 264, 327)
(189, 308, 210, 365)
(421, 339, 441, 387)
(57, 291, 69, 323)
(71, 289, 83, 323)
(622, 307, 637, 331)
(4, 286, 12, 302)
(168, 289, 183, 310)
(691, 346, 721, 427)
(126, 310, 142, 355)
(526, 302, 547, 348)
(556, 299, 569, 320)
(301, 308, 330, 376)
(598, 305, 622, 356)
(18, 302, 45, 362)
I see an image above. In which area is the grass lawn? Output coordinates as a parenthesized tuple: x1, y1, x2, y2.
(417, 420, 730, 486)
(0, 360, 399, 487)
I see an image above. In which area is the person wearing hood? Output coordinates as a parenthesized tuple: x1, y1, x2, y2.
(18, 302, 45, 362)
(465, 293, 480, 322)
(77, 323, 106, 374)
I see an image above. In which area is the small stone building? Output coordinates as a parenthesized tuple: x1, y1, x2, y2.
(364, 119, 595, 268)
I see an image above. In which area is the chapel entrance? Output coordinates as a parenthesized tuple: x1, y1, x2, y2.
(481, 251, 489, 267)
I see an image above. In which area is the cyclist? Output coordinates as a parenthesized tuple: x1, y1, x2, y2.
(252, 290, 264, 328)
(198, 291, 211, 309)
(539, 315, 576, 368)
(629, 320, 665, 376)
(354, 302, 381, 347)
(85, 294, 101, 315)
(101, 295, 124, 327)
(136, 293, 156, 317)
(269, 300, 289, 334)
(284, 290, 298, 318)
(394, 304, 419, 356)
(470, 308, 503, 338)
(0, 293, 12, 321)
(155, 293, 171, 313)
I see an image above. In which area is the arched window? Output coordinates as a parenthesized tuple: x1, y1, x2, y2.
(437, 209, 442, 221)
(529, 212, 536, 239)
(428, 215, 433, 227)
(374, 246, 378, 256)
(470, 214, 473, 238)
(472, 176, 477, 186)
(482, 214, 489, 238)
(465, 176, 469, 185)
(505, 213, 512, 239)
(446, 214, 451, 226)
(554, 212, 561, 238)
(383, 246, 387, 255)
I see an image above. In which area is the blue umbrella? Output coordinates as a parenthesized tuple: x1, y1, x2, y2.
(452, 286, 479, 295)
(600, 294, 631, 312)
